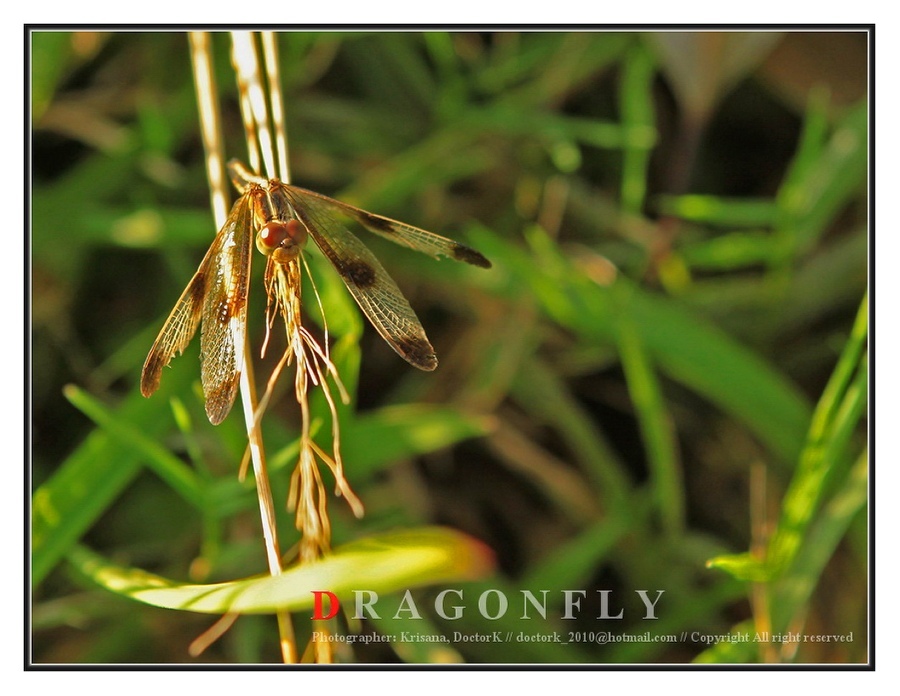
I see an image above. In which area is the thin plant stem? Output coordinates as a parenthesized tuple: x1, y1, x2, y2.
(188, 33, 230, 225)
(231, 31, 278, 179)
(230, 31, 300, 664)
(261, 31, 291, 182)
(189, 30, 298, 664)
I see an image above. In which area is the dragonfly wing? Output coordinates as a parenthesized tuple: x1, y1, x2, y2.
(140, 193, 255, 425)
(288, 185, 491, 268)
(198, 194, 256, 424)
(282, 187, 438, 371)
(140, 259, 209, 399)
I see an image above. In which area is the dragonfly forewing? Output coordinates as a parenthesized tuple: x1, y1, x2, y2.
(287, 184, 491, 269)
(285, 190, 439, 371)
(141, 192, 256, 424)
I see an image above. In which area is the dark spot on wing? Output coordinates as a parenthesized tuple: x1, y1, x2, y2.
(205, 377, 239, 425)
(341, 259, 377, 289)
(451, 243, 492, 268)
(189, 271, 207, 303)
(396, 337, 438, 371)
(140, 352, 164, 396)
(357, 211, 396, 234)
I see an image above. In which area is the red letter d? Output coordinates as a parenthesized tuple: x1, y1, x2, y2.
(312, 591, 340, 620)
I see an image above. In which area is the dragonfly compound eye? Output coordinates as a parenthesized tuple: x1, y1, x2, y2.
(256, 220, 307, 263)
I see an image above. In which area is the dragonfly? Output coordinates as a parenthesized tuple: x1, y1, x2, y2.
(140, 160, 491, 425)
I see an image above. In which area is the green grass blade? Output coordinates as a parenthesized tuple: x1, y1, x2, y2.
(522, 515, 632, 591)
(632, 287, 811, 466)
(32, 445, 142, 587)
(657, 196, 778, 228)
(62, 385, 206, 509)
(774, 96, 868, 263)
(678, 229, 778, 271)
(509, 356, 632, 509)
(69, 527, 494, 615)
(770, 450, 868, 634)
(614, 290, 685, 534)
(470, 224, 812, 466)
(31, 31, 76, 122)
(808, 293, 869, 443)
(619, 41, 657, 213)
(766, 294, 867, 575)
(32, 363, 202, 585)
(339, 405, 494, 479)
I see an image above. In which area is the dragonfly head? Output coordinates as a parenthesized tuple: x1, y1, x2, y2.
(256, 219, 307, 264)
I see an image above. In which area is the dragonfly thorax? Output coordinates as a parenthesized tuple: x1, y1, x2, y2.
(256, 219, 307, 263)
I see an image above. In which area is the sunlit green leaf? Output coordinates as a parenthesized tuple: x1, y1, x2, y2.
(70, 527, 494, 614)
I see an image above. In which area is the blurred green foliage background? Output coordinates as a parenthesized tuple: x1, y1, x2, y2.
(30, 30, 869, 664)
